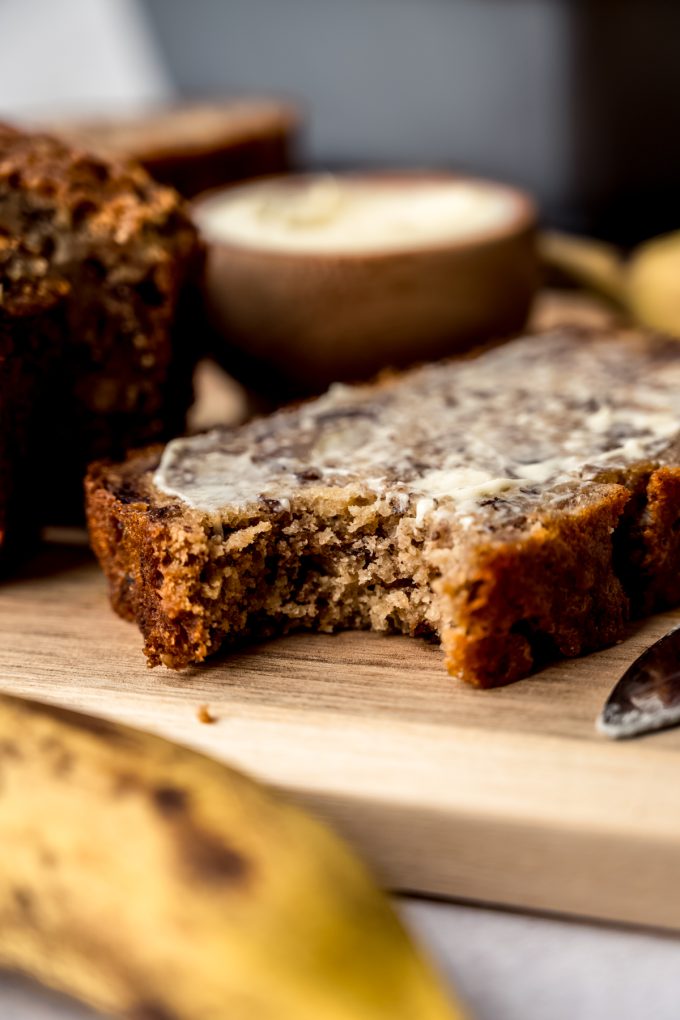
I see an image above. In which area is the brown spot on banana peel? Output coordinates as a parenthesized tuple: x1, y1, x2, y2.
(152, 785, 251, 885)
(112, 778, 251, 885)
(178, 825, 251, 885)
(113, 770, 142, 796)
(129, 1002, 180, 1020)
(12, 887, 35, 921)
(51, 749, 75, 776)
(40, 739, 75, 777)
(152, 785, 188, 815)
(39, 848, 57, 869)
(0, 739, 22, 759)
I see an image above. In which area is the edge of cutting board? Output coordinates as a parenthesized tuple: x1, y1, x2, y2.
(2, 534, 680, 931)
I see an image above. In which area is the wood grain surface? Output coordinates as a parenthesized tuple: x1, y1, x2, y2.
(3, 528, 680, 933)
(2, 292, 677, 933)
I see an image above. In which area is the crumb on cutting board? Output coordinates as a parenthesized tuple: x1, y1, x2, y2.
(197, 704, 217, 724)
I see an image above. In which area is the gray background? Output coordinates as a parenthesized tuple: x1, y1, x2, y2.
(141, 0, 680, 242)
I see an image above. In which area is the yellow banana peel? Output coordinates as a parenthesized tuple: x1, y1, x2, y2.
(626, 230, 680, 338)
(0, 693, 466, 1020)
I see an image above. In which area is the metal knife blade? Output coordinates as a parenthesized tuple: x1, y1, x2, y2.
(597, 625, 680, 738)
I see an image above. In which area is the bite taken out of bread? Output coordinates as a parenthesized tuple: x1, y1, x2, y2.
(87, 326, 680, 687)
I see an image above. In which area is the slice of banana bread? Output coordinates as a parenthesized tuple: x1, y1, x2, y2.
(86, 327, 680, 687)
(0, 123, 201, 533)
(47, 99, 299, 198)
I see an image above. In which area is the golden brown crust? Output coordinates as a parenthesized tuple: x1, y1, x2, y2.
(0, 125, 203, 543)
(85, 441, 680, 688)
(440, 488, 632, 685)
(0, 127, 177, 223)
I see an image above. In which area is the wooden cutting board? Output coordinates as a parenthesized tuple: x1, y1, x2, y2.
(3, 528, 680, 934)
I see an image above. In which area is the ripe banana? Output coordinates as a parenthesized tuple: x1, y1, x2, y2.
(0, 693, 465, 1020)
(540, 228, 680, 339)
(627, 230, 680, 338)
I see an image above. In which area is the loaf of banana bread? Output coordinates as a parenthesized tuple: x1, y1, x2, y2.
(86, 326, 680, 687)
(0, 123, 201, 540)
(47, 99, 299, 198)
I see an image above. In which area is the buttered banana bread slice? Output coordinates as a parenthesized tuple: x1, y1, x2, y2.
(86, 327, 680, 687)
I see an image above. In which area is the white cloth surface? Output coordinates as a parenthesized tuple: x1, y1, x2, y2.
(3, 899, 680, 1019)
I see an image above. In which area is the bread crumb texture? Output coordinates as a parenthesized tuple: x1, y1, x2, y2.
(86, 328, 680, 687)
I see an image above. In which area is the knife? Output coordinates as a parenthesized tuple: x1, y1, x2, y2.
(597, 625, 680, 739)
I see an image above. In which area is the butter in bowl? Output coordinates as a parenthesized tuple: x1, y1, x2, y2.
(193, 172, 538, 397)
